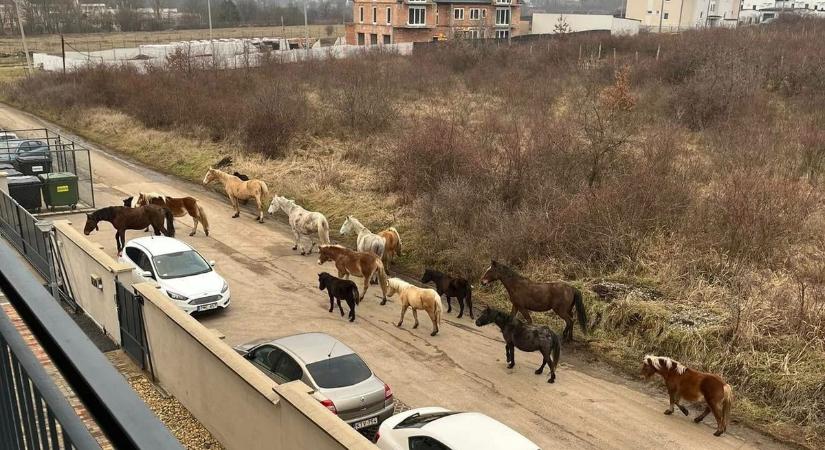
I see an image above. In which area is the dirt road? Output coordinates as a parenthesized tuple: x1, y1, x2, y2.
(0, 104, 792, 450)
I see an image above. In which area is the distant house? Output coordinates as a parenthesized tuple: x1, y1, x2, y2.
(345, 0, 522, 45)
(531, 13, 640, 35)
(626, 0, 740, 32)
(739, 0, 825, 24)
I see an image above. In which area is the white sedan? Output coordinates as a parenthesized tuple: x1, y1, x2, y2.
(119, 236, 230, 314)
(375, 407, 540, 450)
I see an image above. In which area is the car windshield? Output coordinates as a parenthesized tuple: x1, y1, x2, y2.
(395, 411, 459, 429)
(152, 251, 212, 279)
(305, 353, 372, 389)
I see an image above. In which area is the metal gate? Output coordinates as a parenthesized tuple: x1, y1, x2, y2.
(0, 190, 51, 280)
(115, 282, 149, 370)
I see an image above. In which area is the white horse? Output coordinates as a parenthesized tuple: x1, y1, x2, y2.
(340, 215, 385, 259)
(268, 196, 330, 255)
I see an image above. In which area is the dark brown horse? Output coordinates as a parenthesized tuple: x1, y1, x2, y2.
(84, 205, 175, 255)
(480, 260, 587, 342)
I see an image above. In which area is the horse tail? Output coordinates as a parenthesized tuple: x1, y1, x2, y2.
(163, 207, 175, 237)
(433, 291, 443, 326)
(573, 288, 587, 333)
(389, 227, 402, 256)
(722, 384, 733, 430)
(259, 180, 270, 201)
(197, 204, 209, 233)
(352, 284, 361, 305)
(320, 217, 330, 245)
(551, 332, 561, 371)
(376, 260, 389, 295)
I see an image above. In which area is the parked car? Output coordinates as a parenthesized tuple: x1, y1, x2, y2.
(374, 407, 540, 450)
(0, 139, 50, 162)
(234, 332, 395, 431)
(118, 236, 230, 314)
(0, 131, 19, 149)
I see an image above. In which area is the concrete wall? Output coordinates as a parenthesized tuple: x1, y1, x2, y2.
(135, 283, 375, 450)
(52, 220, 143, 345)
(531, 14, 640, 35)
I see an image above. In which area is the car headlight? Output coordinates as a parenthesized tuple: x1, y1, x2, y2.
(166, 291, 188, 301)
(221, 281, 229, 293)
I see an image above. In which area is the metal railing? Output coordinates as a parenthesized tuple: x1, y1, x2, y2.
(0, 190, 51, 280)
(0, 239, 183, 450)
(0, 306, 101, 450)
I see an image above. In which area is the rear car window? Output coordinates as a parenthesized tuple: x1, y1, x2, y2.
(306, 353, 371, 389)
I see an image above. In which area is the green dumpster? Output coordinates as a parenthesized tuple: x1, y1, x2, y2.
(38, 172, 79, 210)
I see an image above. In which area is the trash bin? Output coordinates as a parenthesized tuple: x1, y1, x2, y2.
(7, 175, 42, 212)
(15, 153, 52, 176)
(39, 172, 78, 210)
(2, 168, 23, 178)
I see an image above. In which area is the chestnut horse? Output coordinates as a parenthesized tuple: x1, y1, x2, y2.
(377, 227, 402, 268)
(136, 192, 210, 236)
(386, 278, 443, 336)
(84, 205, 174, 255)
(642, 355, 733, 436)
(202, 168, 268, 223)
(480, 260, 586, 342)
(317, 245, 388, 304)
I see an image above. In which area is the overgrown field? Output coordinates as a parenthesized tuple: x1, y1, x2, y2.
(5, 17, 825, 447)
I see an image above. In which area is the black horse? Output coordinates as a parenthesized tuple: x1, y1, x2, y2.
(318, 272, 360, 322)
(475, 306, 561, 383)
(421, 269, 474, 319)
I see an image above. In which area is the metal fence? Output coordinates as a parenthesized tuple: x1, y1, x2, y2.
(1, 128, 96, 212)
(0, 306, 101, 450)
(0, 190, 51, 280)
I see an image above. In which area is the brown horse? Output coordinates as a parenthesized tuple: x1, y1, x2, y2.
(642, 355, 733, 436)
(136, 192, 210, 236)
(377, 227, 402, 268)
(317, 245, 388, 305)
(480, 260, 587, 342)
(202, 167, 269, 223)
(84, 205, 174, 255)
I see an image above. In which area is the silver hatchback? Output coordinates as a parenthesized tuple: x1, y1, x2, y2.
(234, 332, 395, 431)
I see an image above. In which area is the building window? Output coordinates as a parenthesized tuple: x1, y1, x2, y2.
(710, 2, 716, 11)
(663, 12, 669, 18)
(357, 32, 365, 45)
(469, 8, 480, 19)
(387, 7, 392, 24)
(495, 8, 510, 25)
(359, 7, 364, 23)
(495, 29, 509, 39)
(482, 9, 487, 18)
(372, 7, 377, 24)
(408, 0, 425, 3)
(467, 29, 480, 38)
(495, 0, 511, 4)
(454, 8, 464, 20)
(370, 33, 378, 45)
(699, 11, 703, 17)
(383, 34, 391, 44)
(408, 6, 426, 25)
(753, 4, 756, 8)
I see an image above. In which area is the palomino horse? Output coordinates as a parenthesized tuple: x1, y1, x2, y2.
(377, 227, 402, 267)
(386, 278, 444, 336)
(136, 192, 210, 236)
(421, 268, 474, 319)
(202, 168, 269, 223)
(268, 196, 330, 255)
(642, 355, 733, 436)
(475, 307, 561, 383)
(84, 205, 174, 255)
(480, 260, 587, 342)
(317, 245, 388, 304)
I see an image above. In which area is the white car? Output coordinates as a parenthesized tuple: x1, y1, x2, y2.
(119, 236, 230, 314)
(375, 407, 540, 450)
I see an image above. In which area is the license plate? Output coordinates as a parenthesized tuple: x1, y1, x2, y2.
(353, 416, 378, 430)
(32, 165, 43, 172)
(197, 303, 219, 312)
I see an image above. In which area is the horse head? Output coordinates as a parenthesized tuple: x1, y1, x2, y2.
(136, 193, 147, 207)
(475, 306, 496, 327)
(480, 260, 501, 286)
(339, 216, 353, 235)
(421, 269, 435, 284)
(202, 168, 217, 185)
(317, 246, 333, 266)
(268, 196, 288, 215)
(83, 213, 99, 235)
(122, 196, 133, 208)
(318, 272, 329, 291)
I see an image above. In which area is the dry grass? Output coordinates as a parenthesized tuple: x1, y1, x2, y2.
(5, 18, 825, 448)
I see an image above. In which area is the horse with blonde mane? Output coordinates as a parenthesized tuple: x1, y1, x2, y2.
(386, 278, 443, 336)
(268, 196, 330, 255)
(136, 192, 210, 236)
(202, 167, 268, 223)
(641, 355, 733, 436)
(317, 245, 388, 304)
(377, 227, 402, 268)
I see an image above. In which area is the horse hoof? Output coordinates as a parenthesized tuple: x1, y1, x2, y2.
(189, 232, 195, 236)
(340, 312, 345, 317)
(396, 322, 402, 327)
(694, 417, 704, 424)
(534, 369, 543, 375)
(301, 252, 306, 256)
(349, 317, 355, 322)
(430, 331, 437, 336)
(205, 231, 209, 236)
(328, 309, 333, 313)
(380, 299, 387, 306)
(664, 410, 673, 415)
(548, 377, 555, 383)
(507, 363, 515, 369)
(679, 407, 689, 416)
(232, 214, 239, 219)
(457, 313, 463, 319)
(292, 246, 297, 250)
(412, 324, 419, 329)
(713, 431, 723, 437)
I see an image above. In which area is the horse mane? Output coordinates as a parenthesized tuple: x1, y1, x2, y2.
(91, 206, 119, 221)
(388, 278, 412, 291)
(492, 262, 522, 280)
(644, 355, 687, 375)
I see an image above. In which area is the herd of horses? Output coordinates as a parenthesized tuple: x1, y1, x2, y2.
(80, 164, 734, 437)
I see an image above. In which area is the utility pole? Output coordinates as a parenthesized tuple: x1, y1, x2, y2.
(304, 0, 310, 56)
(13, 0, 32, 75)
(207, 0, 216, 66)
(658, 0, 665, 32)
(61, 34, 66, 74)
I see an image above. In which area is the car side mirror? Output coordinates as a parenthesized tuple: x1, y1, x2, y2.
(140, 270, 153, 279)
(209, 260, 216, 267)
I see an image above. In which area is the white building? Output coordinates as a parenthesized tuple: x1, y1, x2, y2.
(739, 0, 825, 24)
(626, 0, 740, 31)
(531, 13, 641, 35)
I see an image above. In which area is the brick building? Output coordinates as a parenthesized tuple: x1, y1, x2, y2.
(345, 0, 522, 45)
